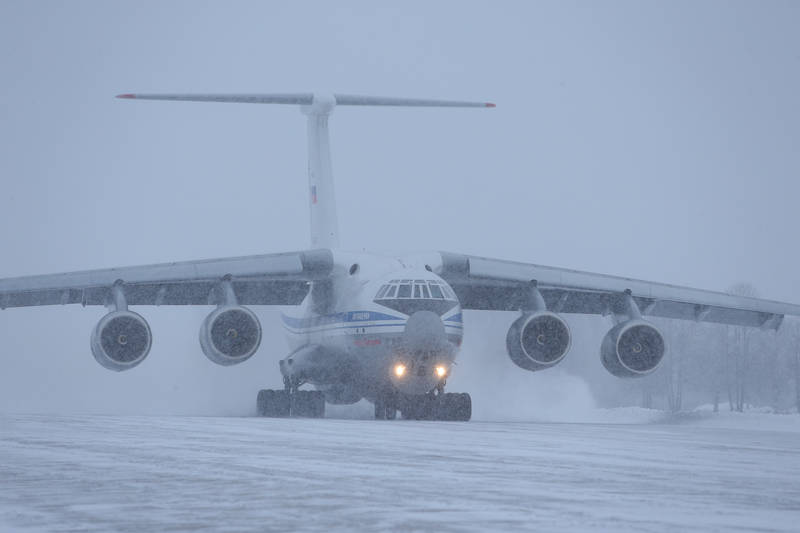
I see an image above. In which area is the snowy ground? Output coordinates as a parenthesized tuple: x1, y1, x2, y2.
(1, 411, 799, 532)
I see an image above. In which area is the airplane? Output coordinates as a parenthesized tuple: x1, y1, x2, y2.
(2, 92, 798, 421)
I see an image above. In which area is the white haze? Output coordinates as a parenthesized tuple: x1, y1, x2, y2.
(1, 1, 799, 419)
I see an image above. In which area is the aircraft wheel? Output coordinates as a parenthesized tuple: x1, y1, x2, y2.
(433, 393, 472, 421)
(374, 393, 398, 420)
(401, 394, 434, 420)
(374, 396, 386, 420)
(257, 389, 290, 418)
(291, 390, 326, 418)
(452, 393, 472, 421)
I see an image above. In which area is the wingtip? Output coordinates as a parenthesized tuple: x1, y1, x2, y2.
(485, 102, 496, 108)
(116, 93, 136, 99)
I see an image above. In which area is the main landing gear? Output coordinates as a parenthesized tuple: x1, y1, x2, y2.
(375, 384, 472, 421)
(256, 377, 325, 418)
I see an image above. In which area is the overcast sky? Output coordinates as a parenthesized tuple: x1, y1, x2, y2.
(1, 1, 798, 415)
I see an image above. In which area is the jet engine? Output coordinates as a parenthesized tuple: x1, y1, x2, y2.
(506, 312, 571, 371)
(91, 310, 152, 371)
(601, 320, 665, 377)
(199, 305, 262, 366)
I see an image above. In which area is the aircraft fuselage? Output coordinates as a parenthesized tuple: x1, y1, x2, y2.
(280, 251, 463, 404)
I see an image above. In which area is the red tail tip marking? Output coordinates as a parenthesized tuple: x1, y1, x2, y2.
(116, 94, 136, 99)
(485, 103, 496, 108)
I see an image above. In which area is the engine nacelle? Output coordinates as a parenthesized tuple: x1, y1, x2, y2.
(199, 305, 262, 366)
(506, 312, 571, 371)
(91, 310, 152, 371)
(601, 320, 665, 377)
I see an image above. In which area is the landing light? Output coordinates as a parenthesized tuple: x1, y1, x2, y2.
(435, 365, 447, 378)
(394, 364, 407, 378)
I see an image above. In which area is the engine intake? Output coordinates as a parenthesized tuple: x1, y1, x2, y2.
(91, 310, 152, 371)
(601, 320, 665, 377)
(506, 312, 571, 371)
(200, 305, 262, 366)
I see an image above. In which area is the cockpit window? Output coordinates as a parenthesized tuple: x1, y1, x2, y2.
(376, 285, 390, 299)
(386, 285, 397, 298)
(397, 284, 412, 298)
(428, 283, 443, 299)
(442, 285, 455, 299)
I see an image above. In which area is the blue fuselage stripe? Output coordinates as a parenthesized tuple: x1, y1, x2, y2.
(281, 310, 463, 335)
(281, 311, 405, 329)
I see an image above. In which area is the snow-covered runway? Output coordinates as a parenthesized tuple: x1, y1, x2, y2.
(1, 413, 798, 532)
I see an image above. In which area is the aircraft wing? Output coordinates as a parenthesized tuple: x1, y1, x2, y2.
(0, 249, 333, 309)
(438, 252, 800, 329)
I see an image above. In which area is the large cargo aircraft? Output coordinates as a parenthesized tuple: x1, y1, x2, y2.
(2, 93, 798, 421)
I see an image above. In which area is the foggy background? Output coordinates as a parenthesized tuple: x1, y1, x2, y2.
(1, 1, 798, 417)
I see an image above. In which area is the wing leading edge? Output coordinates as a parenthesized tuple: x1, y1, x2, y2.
(0, 249, 333, 309)
(438, 252, 799, 329)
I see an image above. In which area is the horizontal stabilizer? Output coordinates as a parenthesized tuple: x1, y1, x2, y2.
(333, 94, 494, 107)
(116, 93, 495, 108)
(115, 91, 495, 250)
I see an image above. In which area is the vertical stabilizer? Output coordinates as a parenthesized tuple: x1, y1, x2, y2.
(303, 94, 340, 249)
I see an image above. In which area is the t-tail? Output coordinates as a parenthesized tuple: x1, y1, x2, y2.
(116, 92, 495, 249)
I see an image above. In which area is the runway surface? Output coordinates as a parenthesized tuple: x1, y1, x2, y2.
(1, 413, 798, 532)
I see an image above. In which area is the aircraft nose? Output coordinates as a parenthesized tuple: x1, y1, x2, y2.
(403, 310, 446, 352)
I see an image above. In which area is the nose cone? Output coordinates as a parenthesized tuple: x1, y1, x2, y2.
(403, 311, 446, 352)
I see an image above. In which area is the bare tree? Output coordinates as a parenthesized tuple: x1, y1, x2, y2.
(795, 349, 800, 413)
(789, 319, 800, 414)
(663, 320, 691, 413)
(640, 376, 654, 409)
(710, 324, 726, 412)
(726, 283, 759, 412)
